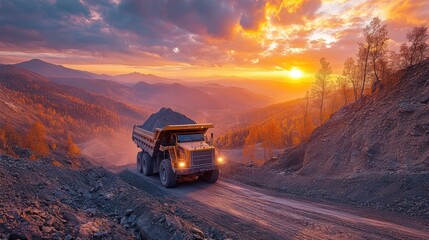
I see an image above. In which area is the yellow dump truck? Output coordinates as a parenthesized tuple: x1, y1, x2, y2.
(132, 124, 224, 187)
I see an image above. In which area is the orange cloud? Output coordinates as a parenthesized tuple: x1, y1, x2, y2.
(0, 0, 428, 80)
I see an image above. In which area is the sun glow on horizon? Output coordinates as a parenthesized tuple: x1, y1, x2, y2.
(288, 67, 304, 79)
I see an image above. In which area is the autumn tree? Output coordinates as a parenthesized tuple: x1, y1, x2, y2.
(0, 128, 6, 150)
(67, 134, 81, 158)
(242, 126, 259, 163)
(406, 26, 428, 66)
(2, 123, 21, 148)
(311, 57, 332, 124)
(26, 121, 49, 157)
(260, 121, 282, 160)
(0, 124, 22, 156)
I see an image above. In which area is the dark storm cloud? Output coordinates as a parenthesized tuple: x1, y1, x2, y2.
(0, 0, 270, 62)
(238, 0, 267, 31)
(0, 0, 125, 53)
(104, 0, 256, 39)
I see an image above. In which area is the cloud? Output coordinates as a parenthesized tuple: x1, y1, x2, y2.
(274, 0, 322, 26)
(0, 0, 428, 75)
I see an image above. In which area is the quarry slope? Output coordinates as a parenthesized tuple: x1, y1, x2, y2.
(276, 60, 429, 177)
(223, 60, 429, 219)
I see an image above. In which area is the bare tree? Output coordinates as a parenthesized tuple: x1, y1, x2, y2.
(311, 57, 332, 124)
(389, 47, 405, 73)
(368, 17, 389, 91)
(336, 75, 349, 104)
(328, 91, 340, 117)
(302, 91, 310, 140)
(407, 26, 428, 66)
(357, 41, 371, 98)
(342, 57, 359, 101)
(357, 17, 388, 97)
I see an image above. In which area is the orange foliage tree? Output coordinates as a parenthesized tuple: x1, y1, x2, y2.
(261, 121, 283, 160)
(67, 134, 81, 158)
(242, 126, 259, 163)
(26, 121, 49, 157)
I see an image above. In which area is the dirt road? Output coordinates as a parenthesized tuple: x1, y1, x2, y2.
(119, 169, 429, 239)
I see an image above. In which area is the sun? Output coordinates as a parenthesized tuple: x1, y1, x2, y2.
(288, 67, 303, 79)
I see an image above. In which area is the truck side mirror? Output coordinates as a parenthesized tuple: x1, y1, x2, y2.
(210, 133, 214, 146)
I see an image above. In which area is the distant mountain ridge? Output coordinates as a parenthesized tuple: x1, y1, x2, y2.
(13, 59, 272, 117)
(15, 59, 99, 79)
(114, 72, 174, 84)
(14, 59, 173, 83)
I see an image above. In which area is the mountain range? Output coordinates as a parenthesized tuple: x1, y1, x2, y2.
(12, 59, 279, 120)
(0, 64, 148, 141)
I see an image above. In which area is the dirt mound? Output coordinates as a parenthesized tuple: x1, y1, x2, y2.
(140, 107, 196, 132)
(273, 60, 429, 177)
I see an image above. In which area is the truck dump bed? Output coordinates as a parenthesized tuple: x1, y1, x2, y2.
(132, 124, 214, 157)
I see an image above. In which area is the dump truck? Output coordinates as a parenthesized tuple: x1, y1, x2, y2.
(132, 123, 224, 187)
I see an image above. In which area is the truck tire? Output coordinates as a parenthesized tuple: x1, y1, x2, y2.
(142, 152, 154, 176)
(159, 159, 176, 188)
(137, 152, 143, 173)
(202, 169, 219, 183)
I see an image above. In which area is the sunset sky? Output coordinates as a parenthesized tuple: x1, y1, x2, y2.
(0, 0, 428, 81)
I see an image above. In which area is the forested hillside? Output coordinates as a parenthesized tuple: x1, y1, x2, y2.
(0, 65, 148, 154)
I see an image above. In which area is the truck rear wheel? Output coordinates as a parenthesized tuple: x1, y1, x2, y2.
(142, 152, 154, 176)
(136, 152, 143, 173)
(159, 159, 176, 188)
(202, 169, 219, 183)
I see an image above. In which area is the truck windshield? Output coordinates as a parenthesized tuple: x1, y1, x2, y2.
(177, 134, 204, 143)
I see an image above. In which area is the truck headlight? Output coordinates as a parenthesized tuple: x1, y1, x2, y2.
(178, 161, 186, 168)
(217, 157, 224, 163)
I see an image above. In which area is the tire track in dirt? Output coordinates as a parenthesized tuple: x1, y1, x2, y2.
(121, 169, 429, 240)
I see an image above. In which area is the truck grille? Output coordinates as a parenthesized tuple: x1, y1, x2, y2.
(191, 149, 214, 167)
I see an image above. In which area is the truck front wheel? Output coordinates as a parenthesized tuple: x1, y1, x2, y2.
(142, 152, 154, 176)
(159, 159, 176, 188)
(136, 152, 143, 173)
(202, 169, 220, 183)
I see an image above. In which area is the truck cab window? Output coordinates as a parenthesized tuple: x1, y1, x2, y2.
(177, 134, 204, 143)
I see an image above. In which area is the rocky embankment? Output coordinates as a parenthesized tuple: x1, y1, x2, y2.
(0, 151, 226, 239)
(222, 163, 429, 219)
(223, 60, 429, 220)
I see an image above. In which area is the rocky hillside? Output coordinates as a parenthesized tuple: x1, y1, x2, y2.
(222, 60, 429, 219)
(0, 150, 232, 239)
(274, 60, 429, 177)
